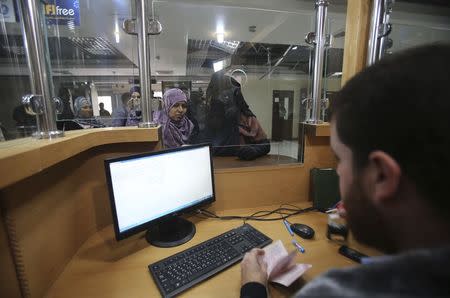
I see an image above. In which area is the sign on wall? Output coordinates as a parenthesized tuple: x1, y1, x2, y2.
(45, 0, 80, 26)
(0, 0, 17, 23)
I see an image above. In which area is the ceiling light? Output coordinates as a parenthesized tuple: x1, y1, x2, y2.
(216, 22, 225, 44)
(114, 19, 120, 43)
(213, 60, 224, 72)
(216, 32, 224, 44)
(292, 46, 298, 50)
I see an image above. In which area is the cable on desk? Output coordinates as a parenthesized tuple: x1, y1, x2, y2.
(196, 205, 315, 223)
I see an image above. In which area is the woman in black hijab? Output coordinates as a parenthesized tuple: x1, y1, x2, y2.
(204, 70, 270, 160)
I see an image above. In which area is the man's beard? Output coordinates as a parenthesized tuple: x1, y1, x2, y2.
(344, 177, 396, 253)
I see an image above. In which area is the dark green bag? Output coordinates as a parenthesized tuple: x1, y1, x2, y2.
(310, 168, 340, 211)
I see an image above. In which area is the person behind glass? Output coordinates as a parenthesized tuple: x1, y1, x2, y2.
(112, 87, 141, 126)
(179, 86, 200, 142)
(12, 102, 37, 137)
(112, 92, 130, 126)
(237, 113, 270, 160)
(204, 70, 270, 159)
(240, 44, 450, 297)
(126, 86, 142, 126)
(204, 70, 254, 154)
(57, 87, 74, 120)
(99, 102, 110, 117)
(154, 88, 194, 148)
(72, 96, 104, 129)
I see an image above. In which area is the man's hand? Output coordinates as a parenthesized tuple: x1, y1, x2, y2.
(240, 248, 268, 286)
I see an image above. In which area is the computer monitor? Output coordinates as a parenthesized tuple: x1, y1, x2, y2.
(104, 144, 215, 247)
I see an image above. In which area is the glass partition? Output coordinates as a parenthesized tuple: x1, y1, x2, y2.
(0, 0, 349, 168)
(0, 1, 34, 141)
(46, 0, 140, 130)
(150, 0, 347, 167)
(387, 1, 450, 54)
(323, 14, 346, 123)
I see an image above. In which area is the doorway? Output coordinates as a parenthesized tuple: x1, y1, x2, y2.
(272, 90, 294, 141)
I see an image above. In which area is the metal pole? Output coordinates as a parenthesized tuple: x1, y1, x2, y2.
(136, 0, 156, 127)
(17, 0, 63, 139)
(309, 0, 328, 124)
(378, 0, 394, 60)
(367, 0, 383, 65)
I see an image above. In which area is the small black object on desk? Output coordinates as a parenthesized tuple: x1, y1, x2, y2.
(338, 245, 368, 263)
(327, 222, 349, 241)
(290, 223, 315, 239)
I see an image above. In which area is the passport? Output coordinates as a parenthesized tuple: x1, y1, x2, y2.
(263, 240, 312, 287)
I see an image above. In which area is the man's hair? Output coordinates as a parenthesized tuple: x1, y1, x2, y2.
(330, 43, 450, 214)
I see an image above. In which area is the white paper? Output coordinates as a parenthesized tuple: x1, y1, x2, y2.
(263, 240, 312, 287)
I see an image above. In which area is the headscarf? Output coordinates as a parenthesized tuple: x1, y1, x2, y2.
(203, 71, 255, 155)
(71, 96, 105, 129)
(158, 88, 193, 148)
(130, 86, 141, 94)
(73, 96, 91, 118)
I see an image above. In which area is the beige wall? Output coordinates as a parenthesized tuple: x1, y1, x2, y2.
(241, 76, 341, 139)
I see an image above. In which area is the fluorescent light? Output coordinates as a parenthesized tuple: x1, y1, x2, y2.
(216, 21, 225, 44)
(114, 19, 120, 43)
(216, 32, 224, 43)
(213, 60, 224, 72)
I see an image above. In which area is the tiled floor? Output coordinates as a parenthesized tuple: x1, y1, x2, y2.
(212, 140, 301, 169)
(269, 140, 299, 160)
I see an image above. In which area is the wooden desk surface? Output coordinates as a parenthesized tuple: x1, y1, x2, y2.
(45, 204, 379, 298)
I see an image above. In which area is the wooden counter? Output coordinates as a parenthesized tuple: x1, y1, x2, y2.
(304, 123, 331, 137)
(0, 127, 163, 298)
(45, 203, 379, 298)
(0, 127, 161, 189)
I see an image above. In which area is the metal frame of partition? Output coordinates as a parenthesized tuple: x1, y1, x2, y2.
(307, 0, 329, 124)
(367, 0, 394, 66)
(136, 0, 157, 128)
(17, 0, 63, 139)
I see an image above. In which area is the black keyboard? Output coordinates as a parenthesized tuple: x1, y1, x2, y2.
(148, 223, 272, 297)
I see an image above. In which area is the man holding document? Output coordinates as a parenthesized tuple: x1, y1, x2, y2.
(240, 43, 450, 297)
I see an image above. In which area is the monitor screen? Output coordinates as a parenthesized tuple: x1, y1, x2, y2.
(104, 144, 215, 243)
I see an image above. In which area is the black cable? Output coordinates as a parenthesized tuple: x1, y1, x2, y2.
(196, 205, 315, 223)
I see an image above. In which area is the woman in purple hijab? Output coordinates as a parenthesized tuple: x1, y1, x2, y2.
(156, 88, 194, 148)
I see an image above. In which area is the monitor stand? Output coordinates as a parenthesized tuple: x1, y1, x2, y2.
(145, 217, 196, 247)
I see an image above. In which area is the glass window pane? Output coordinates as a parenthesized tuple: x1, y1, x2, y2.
(0, 1, 34, 141)
(152, 1, 348, 167)
(388, 1, 450, 54)
(46, 0, 139, 130)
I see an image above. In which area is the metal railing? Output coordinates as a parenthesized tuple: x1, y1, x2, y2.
(367, 0, 394, 65)
(305, 0, 329, 124)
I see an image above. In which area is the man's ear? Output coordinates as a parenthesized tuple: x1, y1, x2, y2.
(367, 151, 402, 204)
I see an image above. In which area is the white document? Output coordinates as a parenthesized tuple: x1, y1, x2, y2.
(263, 240, 312, 287)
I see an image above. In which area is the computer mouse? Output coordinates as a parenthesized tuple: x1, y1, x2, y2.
(290, 223, 315, 239)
